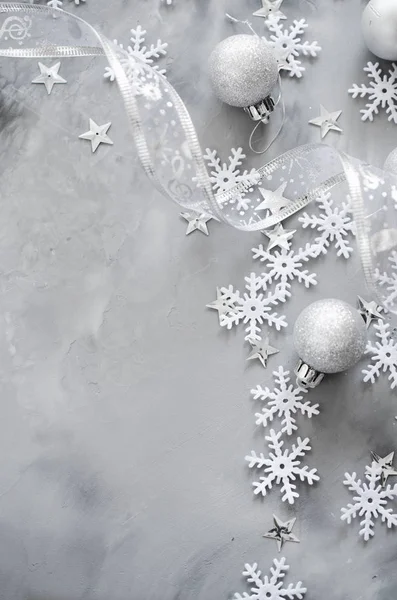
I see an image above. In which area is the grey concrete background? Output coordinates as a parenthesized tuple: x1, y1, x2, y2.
(0, 0, 396, 599)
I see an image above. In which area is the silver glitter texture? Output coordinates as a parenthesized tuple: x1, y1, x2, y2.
(384, 147, 397, 175)
(208, 34, 278, 108)
(293, 298, 367, 374)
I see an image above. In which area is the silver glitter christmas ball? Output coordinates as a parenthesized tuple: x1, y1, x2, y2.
(384, 147, 397, 175)
(293, 299, 367, 374)
(208, 34, 278, 108)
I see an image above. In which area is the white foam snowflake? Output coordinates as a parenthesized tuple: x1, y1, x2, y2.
(104, 25, 168, 83)
(252, 243, 317, 295)
(349, 62, 397, 123)
(233, 557, 307, 600)
(251, 366, 319, 435)
(203, 148, 260, 212)
(298, 191, 355, 259)
(362, 319, 397, 390)
(341, 463, 397, 541)
(215, 274, 288, 341)
(266, 18, 321, 78)
(245, 429, 319, 504)
(375, 250, 397, 309)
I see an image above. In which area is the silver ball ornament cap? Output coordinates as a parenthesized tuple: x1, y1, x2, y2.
(208, 34, 278, 108)
(362, 0, 397, 61)
(293, 299, 368, 388)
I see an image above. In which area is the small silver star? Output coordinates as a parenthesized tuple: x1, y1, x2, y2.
(357, 296, 384, 329)
(309, 105, 343, 139)
(180, 212, 212, 236)
(263, 515, 300, 552)
(371, 451, 397, 487)
(262, 223, 296, 251)
(256, 182, 291, 215)
(31, 62, 67, 95)
(79, 119, 113, 153)
(246, 336, 279, 368)
(253, 0, 286, 20)
(206, 288, 236, 324)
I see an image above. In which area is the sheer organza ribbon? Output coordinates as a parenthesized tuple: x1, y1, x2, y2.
(1, 3, 397, 311)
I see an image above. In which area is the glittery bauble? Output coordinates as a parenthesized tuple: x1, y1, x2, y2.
(362, 0, 397, 61)
(293, 299, 367, 374)
(384, 147, 397, 175)
(208, 34, 278, 108)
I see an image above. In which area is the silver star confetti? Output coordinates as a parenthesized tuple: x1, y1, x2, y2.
(253, 0, 286, 20)
(180, 212, 212, 236)
(31, 61, 67, 95)
(263, 515, 300, 552)
(371, 451, 397, 487)
(246, 335, 279, 368)
(79, 119, 113, 153)
(309, 105, 343, 139)
(262, 223, 296, 251)
(357, 296, 384, 329)
(256, 182, 291, 214)
(206, 288, 236, 323)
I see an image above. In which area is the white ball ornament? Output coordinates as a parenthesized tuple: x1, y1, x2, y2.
(362, 0, 397, 61)
(384, 147, 397, 175)
(293, 298, 368, 389)
(208, 34, 279, 121)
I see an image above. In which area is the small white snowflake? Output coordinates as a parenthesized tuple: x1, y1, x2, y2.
(341, 463, 397, 541)
(251, 366, 319, 435)
(245, 429, 319, 504)
(348, 62, 397, 123)
(362, 319, 397, 390)
(298, 191, 355, 259)
(47, 0, 63, 7)
(104, 25, 168, 83)
(375, 250, 397, 309)
(233, 557, 307, 600)
(203, 147, 260, 212)
(252, 243, 317, 295)
(217, 274, 288, 341)
(266, 18, 321, 78)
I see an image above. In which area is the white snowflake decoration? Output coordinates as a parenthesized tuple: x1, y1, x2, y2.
(266, 18, 321, 78)
(341, 463, 397, 541)
(47, 0, 63, 7)
(251, 366, 319, 435)
(252, 243, 317, 296)
(245, 429, 319, 504)
(203, 147, 260, 213)
(348, 62, 397, 123)
(104, 25, 168, 84)
(234, 557, 307, 600)
(362, 319, 397, 390)
(298, 191, 355, 259)
(375, 250, 397, 309)
(216, 274, 288, 341)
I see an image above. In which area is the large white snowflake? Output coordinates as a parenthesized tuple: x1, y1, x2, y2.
(245, 429, 319, 504)
(362, 319, 397, 390)
(375, 251, 397, 309)
(203, 147, 260, 213)
(298, 191, 355, 259)
(348, 62, 397, 123)
(234, 557, 307, 600)
(104, 25, 168, 83)
(341, 463, 397, 541)
(252, 243, 317, 296)
(214, 273, 288, 341)
(266, 18, 321, 78)
(251, 366, 319, 435)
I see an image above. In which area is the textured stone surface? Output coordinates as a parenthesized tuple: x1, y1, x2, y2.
(0, 1, 396, 599)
